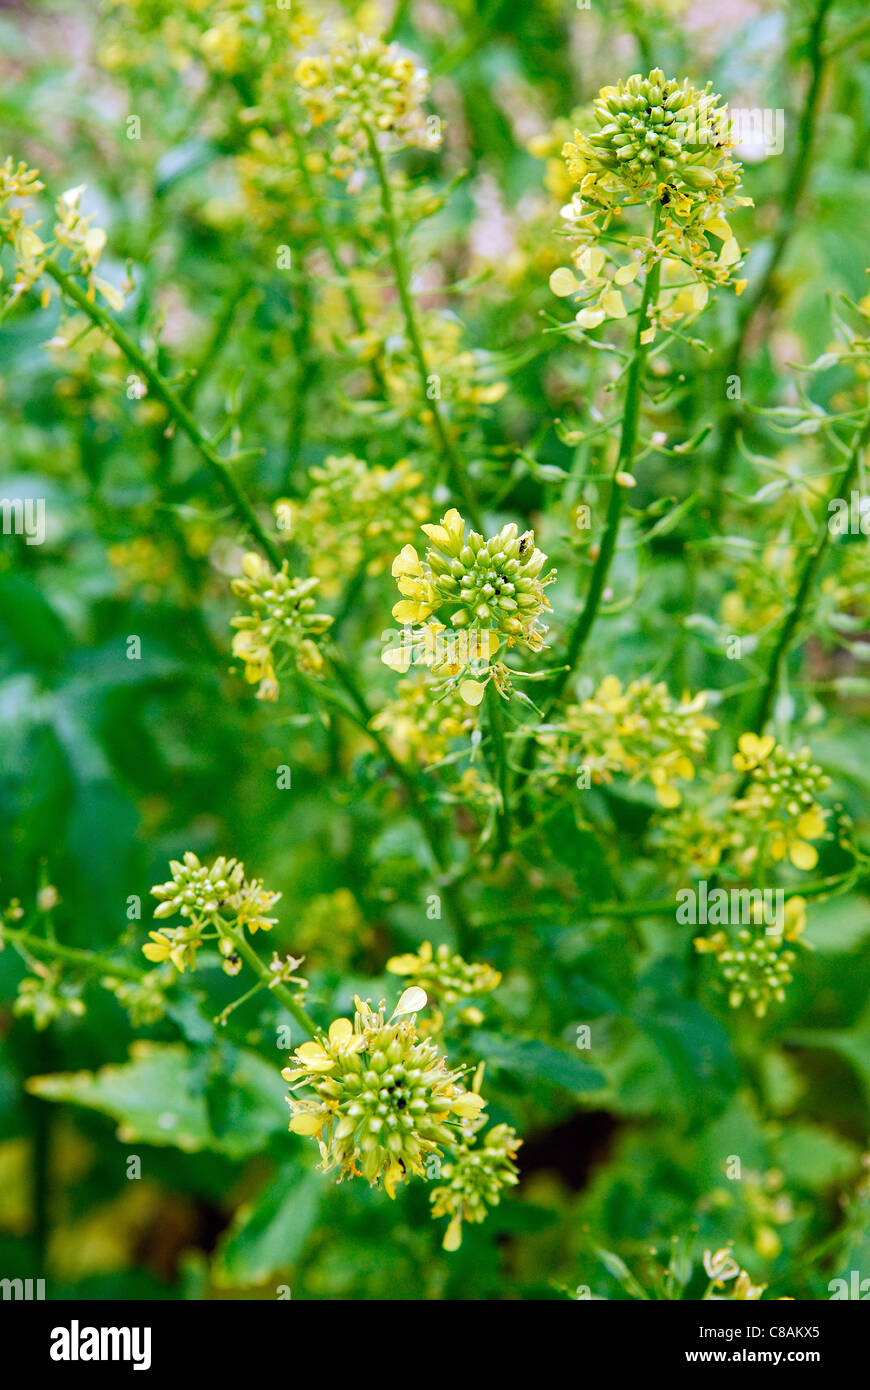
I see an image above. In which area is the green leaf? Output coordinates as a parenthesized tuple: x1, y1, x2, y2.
(27, 1042, 287, 1157)
(28, 1043, 211, 1152)
(212, 1168, 322, 1288)
(774, 1123, 860, 1190)
(474, 1032, 605, 1096)
(806, 895, 870, 954)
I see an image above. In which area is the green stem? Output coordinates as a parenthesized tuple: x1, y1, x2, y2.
(471, 867, 866, 929)
(713, 0, 833, 484)
(325, 653, 474, 952)
(513, 202, 663, 818)
(43, 259, 283, 570)
(747, 406, 870, 740)
(287, 116, 388, 398)
(364, 124, 484, 531)
(216, 919, 317, 1037)
(486, 680, 510, 856)
(5, 927, 146, 981)
(546, 201, 663, 710)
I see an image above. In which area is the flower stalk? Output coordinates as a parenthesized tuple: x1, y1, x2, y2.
(363, 123, 484, 531)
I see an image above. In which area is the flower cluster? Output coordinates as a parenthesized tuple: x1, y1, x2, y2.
(386, 508, 556, 703)
(284, 455, 431, 596)
(371, 676, 477, 765)
(100, 972, 167, 1027)
(387, 940, 501, 1023)
(14, 965, 85, 1032)
(703, 1248, 767, 1301)
(551, 69, 749, 334)
(0, 158, 45, 296)
(731, 734, 830, 872)
(230, 553, 333, 700)
(695, 900, 807, 1017)
(295, 35, 439, 175)
(720, 542, 796, 635)
(430, 1122, 522, 1250)
(100, 0, 303, 80)
(282, 991, 485, 1198)
(1, 170, 125, 315)
(541, 675, 717, 808)
(292, 888, 372, 968)
(145, 852, 281, 974)
(383, 311, 508, 423)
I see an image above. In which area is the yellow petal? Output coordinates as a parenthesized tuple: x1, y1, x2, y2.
(392, 599, 432, 623)
(382, 644, 412, 672)
(601, 289, 627, 319)
(789, 840, 818, 872)
(328, 1017, 353, 1044)
(443, 1215, 463, 1251)
(386, 953, 418, 975)
(459, 679, 486, 706)
(797, 809, 825, 840)
(421, 523, 450, 547)
(395, 986, 427, 1016)
(549, 267, 579, 297)
(614, 261, 640, 285)
(578, 246, 605, 278)
(450, 1091, 487, 1118)
(655, 783, 682, 808)
(705, 217, 732, 240)
(289, 1113, 325, 1136)
(391, 544, 420, 577)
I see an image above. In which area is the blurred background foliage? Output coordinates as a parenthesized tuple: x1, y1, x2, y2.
(0, 0, 869, 1300)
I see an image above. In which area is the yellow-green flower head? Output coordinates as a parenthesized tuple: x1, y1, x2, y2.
(732, 734, 830, 871)
(430, 1123, 522, 1250)
(696, 928, 798, 1019)
(151, 852, 246, 925)
(14, 965, 85, 1031)
(282, 991, 486, 1198)
(230, 553, 333, 700)
(553, 72, 749, 332)
(541, 675, 717, 807)
(370, 675, 477, 765)
(146, 852, 281, 973)
(565, 69, 742, 200)
(295, 35, 438, 168)
(391, 508, 556, 651)
(387, 941, 501, 1006)
(286, 455, 431, 596)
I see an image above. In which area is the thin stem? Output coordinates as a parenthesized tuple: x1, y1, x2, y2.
(363, 123, 484, 531)
(513, 202, 663, 817)
(43, 259, 283, 570)
(216, 919, 318, 1037)
(546, 201, 663, 709)
(287, 115, 388, 398)
(471, 867, 867, 930)
(5, 927, 146, 981)
(747, 407, 870, 739)
(713, 0, 833, 482)
(486, 680, 510, 856)
(325, 652, 474, 952)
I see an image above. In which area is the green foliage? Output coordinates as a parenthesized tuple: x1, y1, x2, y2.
(1, 0, 869, 1302)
